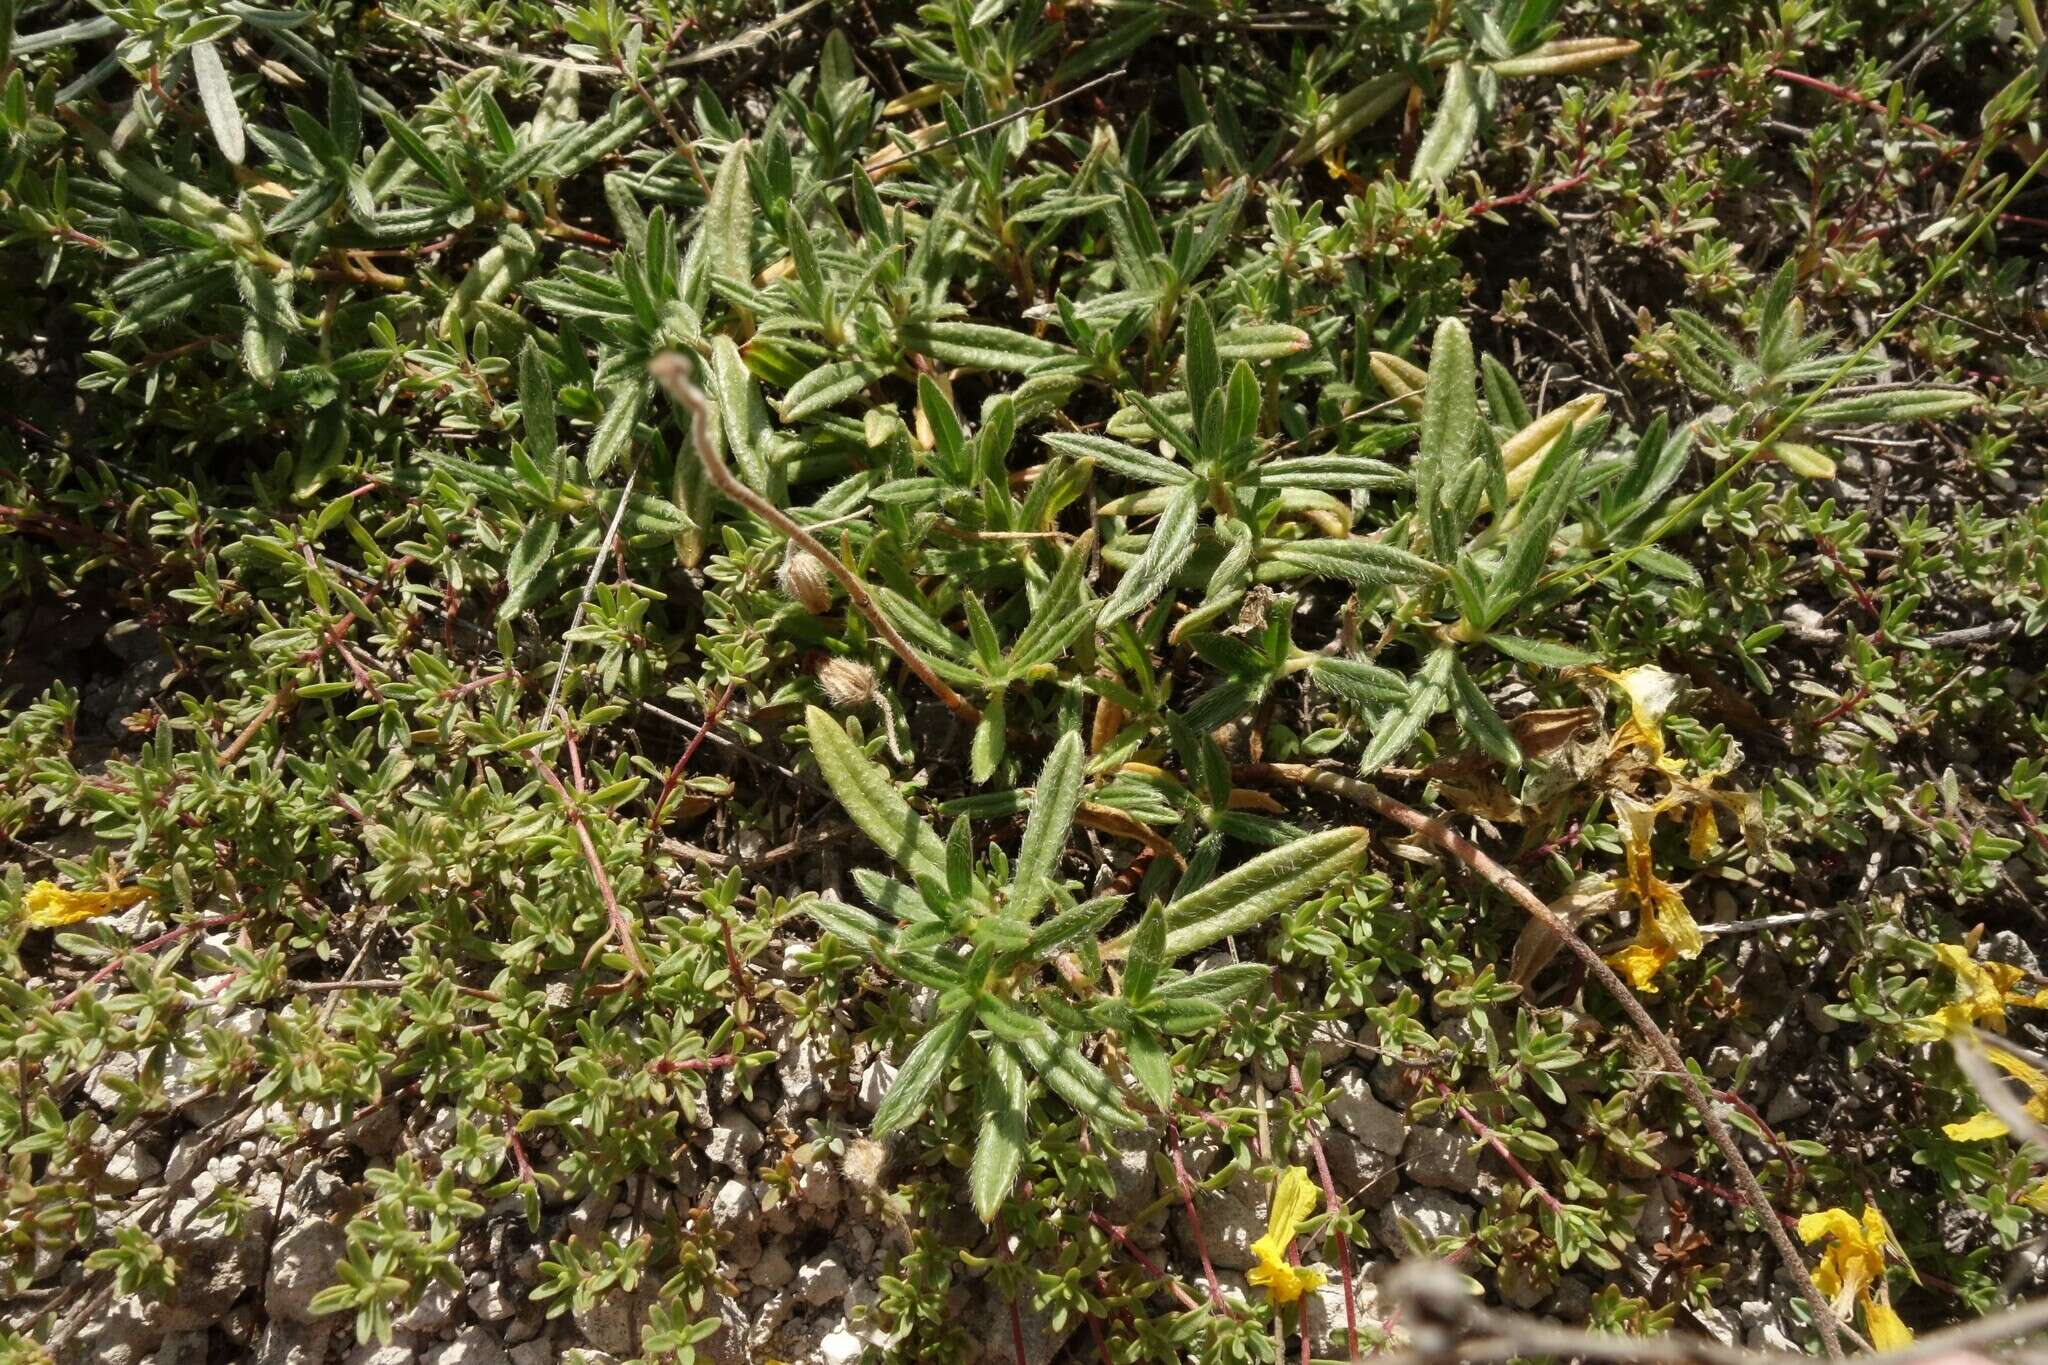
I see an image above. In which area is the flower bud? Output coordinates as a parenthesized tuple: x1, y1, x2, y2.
(780, 547, 834, 613)
(817, 658, 878, 709)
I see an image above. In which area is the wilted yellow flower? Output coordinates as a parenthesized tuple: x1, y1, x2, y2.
(1799, 1205, 1912, 1351)
(19, 881, 148, 929)
(1245, 1167, 1325, 1306)
(1589, 665, 1685, 772)
(1686, 800, 1719, 861)
(1608, 943, 1678, 992)
(1600, 793, 1703, 993)
(1942, 1044, 2048, 1142)
(1904, 945, 2048, 1043)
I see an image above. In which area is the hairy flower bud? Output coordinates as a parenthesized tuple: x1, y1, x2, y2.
(779, 547, 834, 614)
(841, 1136, 891, 1193)
(816, 658, 877, 708)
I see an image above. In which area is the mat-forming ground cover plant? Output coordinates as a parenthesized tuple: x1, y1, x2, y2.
(3, 0, 2048, 1362)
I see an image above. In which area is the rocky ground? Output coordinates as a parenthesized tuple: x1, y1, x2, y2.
(71, 889, 1982, 1365)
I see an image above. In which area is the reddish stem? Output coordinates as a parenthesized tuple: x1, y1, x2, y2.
(651, 680, 736, 828)
(52, 914, 244, 1011)
(531, 756, 649, 978)
(1289, 1062, 1358, 1359)
(1768, 66, 1952, 142)
(1086, 1213, 1205, 1313)
(1469, 168, 1592, 218)
(1167, 1120, 1231, 1314)
(1430, 1078, 1566, 1216)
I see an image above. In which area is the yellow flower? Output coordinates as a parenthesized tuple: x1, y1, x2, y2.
(1600, 794, 1703, 993)
(19, 881, 148, 930)
(1799, 1205, 1912, 1350)
(1942, 1043, 2048, 1142)
(1903, 944, 2048, 1042)
(1244, 1167, 1325, 1306)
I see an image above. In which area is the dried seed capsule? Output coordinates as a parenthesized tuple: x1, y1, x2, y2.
(780, 547, 834, 614)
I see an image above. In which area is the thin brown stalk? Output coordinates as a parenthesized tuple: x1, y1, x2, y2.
(1233, 761, 1847, 1360)
(52, 914, 244, 1011)
(649, 352, 981, 724)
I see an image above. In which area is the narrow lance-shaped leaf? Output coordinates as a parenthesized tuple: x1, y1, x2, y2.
(329, 64, 363, 161)
(1417, 317, 1477, 561)
(978, 995, 1140, 1130)
(1450, 656, 1521, 766)
(587, 381, 644, 477)
(1183, 295, 1222, 418)
(779, 360, 883, 423)
(710, 335, 779, 494)
(1307, 656, 1410, 705)
(1101, 481, 1202, 626)
(1412, 61, 1479, 185)
(1489, 435, 1587, 623)
(1133, 827, 1370, 961)
(970, 1042, 1030, 1221)
(500, 518, 560, 618)
(871, 1009, 972, 1135)
(1359, 646, 1454, 774)
(190, 40, 246, 165)
(703, 138, 752, 291)
(1151, 962, 1271, 1011)
(1125, 1026, 1172, 1110)
(805, 706, 948, 881)
(1041, 432, 1194, 487)
(519, 340, 560, 491)
(1009, 731, 1084, 923)
(1123, 903, 1165, 999)
(970, 691, 1006, 786)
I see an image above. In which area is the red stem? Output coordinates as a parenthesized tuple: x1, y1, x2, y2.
(1166, 1120, 1231, 1314)
(531, 756, 649, 977)
(651, 680, 736, 828)
(1431, 1078, 1566, 1216)
(52, 914, 244, 1010)
(1289, 1062, 1358, 1359)
(1086, 1213, 1205, 1313)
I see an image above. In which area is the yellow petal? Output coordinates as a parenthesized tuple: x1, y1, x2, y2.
(1983, 960, 2028, 995)
(1861, 1206, 1901, 1261)
(1903, 1003, 1975, 1043)
(1799, 1207, 1880, 1311)
(1943, 1111, 2012, 1142)
(1265, 1166, 1322, 1247)
(2018, 1180, 2048, 1215)
(1984, 1044, 2048, 1093)
(21, 881, 148, 929)
(1247, 1251, 1324, 1306)
(1606, 943, 1671, 992)
(1862, 1296, 1913, 1351)
(1797, 1209, 1863, 1248)
(1644, 884, 1703, 959)
(1592, 666, 1682, 763)
(1687, 802, 1720, 860)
